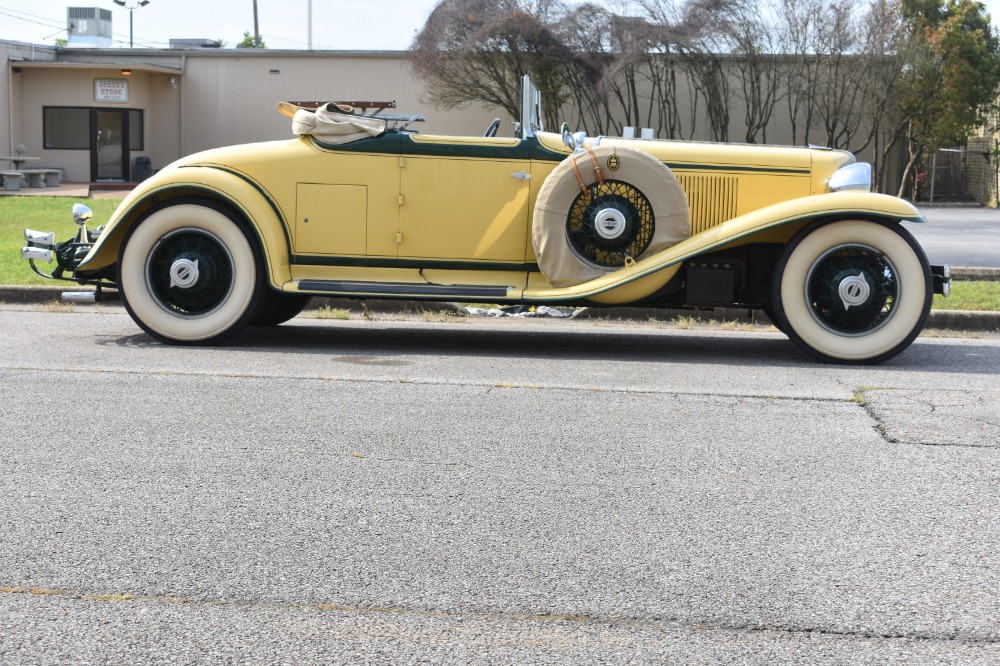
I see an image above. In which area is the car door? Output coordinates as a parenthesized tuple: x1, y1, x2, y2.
(396, 135, 531, 264)
(293, 139, 403, 261)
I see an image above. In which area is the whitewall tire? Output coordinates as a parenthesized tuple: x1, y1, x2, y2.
(118, 202, 265, 344)
(772, 219, 932, 364)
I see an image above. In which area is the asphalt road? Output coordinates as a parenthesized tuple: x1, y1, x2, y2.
(905, 207, 1000, 268)
(2, 306, 999, 664)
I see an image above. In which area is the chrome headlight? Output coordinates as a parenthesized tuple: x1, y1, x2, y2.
(21, 246, 54, 262)
(828, 162, 872, 192)
(24, 229, 55, 245)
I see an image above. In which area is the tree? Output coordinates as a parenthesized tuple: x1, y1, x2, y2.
(858, 0, 910, 193)
(721, 0, 782, 143)
(237, 31, 266, 48)
(890, 0, 1000, 198)
(643, 0, 736, 141)
(410, 0, 574, 130)
(777, 0, 822, 145)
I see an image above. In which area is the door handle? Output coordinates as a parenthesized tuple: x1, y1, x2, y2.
(510, 170, 530, 182)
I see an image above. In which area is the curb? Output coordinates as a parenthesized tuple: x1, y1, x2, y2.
(953, 267, 1000, 281)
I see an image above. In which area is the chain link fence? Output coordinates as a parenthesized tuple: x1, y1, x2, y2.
(919, 139, 997, 206)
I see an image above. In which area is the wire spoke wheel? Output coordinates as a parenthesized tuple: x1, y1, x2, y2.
(772, 219, 932, 364)
(533, 145, 688, 289)
(806, 244, 898, 335)
(566, 180, 654, 268)
(118, 202, 265, 344)
(147, 229, 235, 316)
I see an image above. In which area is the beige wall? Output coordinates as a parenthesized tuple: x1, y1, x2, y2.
(17, 67, 164, 181)
(175, 52, 507, 156)
(2, 44, 509, 181)
(2, 41, 58, 160)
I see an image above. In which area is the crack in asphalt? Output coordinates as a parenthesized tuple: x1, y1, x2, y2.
(6, 368, 996, 450)
(1, 585, 996, 645)
(852, 387, 999, 449)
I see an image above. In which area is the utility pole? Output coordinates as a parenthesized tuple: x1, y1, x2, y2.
(253, 0, 260, 48)
(307, 0, 312, 50)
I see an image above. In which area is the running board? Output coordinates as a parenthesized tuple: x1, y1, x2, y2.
(295, 280, 512, 299)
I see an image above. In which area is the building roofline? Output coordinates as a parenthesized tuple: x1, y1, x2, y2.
(10, 61, 183, 75)
(2, 39, 410, 58)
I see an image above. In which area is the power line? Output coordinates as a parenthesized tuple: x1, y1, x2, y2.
(0, 4, 170, 48)
(0, 6, 65, 33)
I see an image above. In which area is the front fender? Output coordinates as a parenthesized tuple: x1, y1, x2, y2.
(77, 166, 292, 289)
(523, 191, 924, 303)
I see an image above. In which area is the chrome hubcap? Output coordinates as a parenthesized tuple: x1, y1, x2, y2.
(169, 258, 200, 289)
(837, 271, 870, 310)
(594, 208, 628, 240)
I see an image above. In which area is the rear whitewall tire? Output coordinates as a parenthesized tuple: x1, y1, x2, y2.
(252, 291, 311, 326)
(773, 219, 932, 364)
(118, 203, 265, 344)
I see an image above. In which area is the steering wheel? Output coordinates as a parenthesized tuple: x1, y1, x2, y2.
(484, 118, 501, 138)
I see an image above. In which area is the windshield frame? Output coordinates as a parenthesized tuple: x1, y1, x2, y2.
(520, 75, 544, 139)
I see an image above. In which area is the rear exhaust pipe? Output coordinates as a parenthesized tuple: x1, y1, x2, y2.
(61, 291, 96, 304)
(60, 288, 120, 304)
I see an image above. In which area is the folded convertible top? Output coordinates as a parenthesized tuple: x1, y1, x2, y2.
(277, 101, 386, 145)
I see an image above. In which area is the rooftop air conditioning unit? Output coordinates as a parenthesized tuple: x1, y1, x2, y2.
(169, 39, 223, 49)
(67, 7, 113, 48)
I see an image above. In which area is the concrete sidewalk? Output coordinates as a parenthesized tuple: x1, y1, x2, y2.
(0, 182, 133, 199)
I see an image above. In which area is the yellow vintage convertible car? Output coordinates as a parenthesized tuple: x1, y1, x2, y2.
(23, 76, 949, 363)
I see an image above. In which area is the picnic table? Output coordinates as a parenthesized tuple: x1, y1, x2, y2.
(1, 155, 40, 170)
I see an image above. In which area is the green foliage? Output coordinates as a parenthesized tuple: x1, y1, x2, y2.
(0, 197, 123, 285)
(903, 0, 1000, 148)
(896, 0, 1000, 196)
(933, 280, 1000, 311)
(236, 31, 266, 49)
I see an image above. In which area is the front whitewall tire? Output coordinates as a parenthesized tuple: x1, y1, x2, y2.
(773, 219, 932, 364)
(118, 203, 264, 343)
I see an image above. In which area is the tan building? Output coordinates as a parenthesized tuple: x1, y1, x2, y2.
(1, 39, 505, 183)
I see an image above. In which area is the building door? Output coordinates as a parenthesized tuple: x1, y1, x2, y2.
(91, 109, 129, 181)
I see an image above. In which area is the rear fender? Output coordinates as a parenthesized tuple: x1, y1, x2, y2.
(524, 192, 924, 303)
(77, 166, 292, 289)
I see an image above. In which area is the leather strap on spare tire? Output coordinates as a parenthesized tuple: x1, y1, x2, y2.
(533, 146, 690, 287)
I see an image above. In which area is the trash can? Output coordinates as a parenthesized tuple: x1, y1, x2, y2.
(133, 156, 152, 182)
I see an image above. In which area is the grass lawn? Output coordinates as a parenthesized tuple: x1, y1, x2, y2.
(933, 280, 1000, 311)
(0, 197, 124, 285)
(2, 196, 998, 310)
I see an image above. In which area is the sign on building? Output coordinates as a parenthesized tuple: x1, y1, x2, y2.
(95, 79, 128, 103)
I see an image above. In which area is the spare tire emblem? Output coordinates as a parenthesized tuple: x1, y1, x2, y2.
(607, 155, 620, 171)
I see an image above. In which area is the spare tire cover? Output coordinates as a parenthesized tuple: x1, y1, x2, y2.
(532, 146, 690, 288)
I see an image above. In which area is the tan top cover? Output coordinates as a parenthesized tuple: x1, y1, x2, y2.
(277, 102, 386, 145)
(533, 146, 690, 288)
